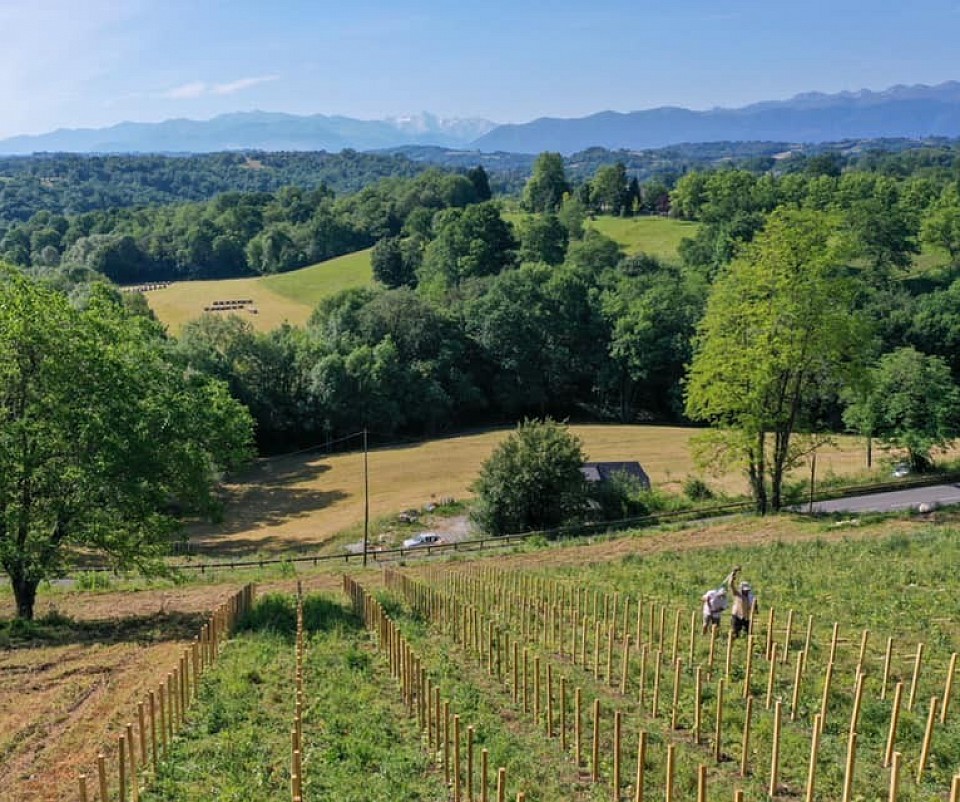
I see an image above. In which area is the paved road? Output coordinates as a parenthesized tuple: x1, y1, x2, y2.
(806, 483, 960, 514)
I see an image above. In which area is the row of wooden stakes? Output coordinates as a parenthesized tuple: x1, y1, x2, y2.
(390, 567, 960, 800)
(291, 584, 305, 802)
(76, 584, 256, 802)
(342, 575, 530, 801)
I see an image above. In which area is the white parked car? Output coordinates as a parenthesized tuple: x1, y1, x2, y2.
(402, 532, 442, 548)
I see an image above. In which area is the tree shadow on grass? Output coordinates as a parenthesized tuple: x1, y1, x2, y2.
(236, 593, 359, 639)
(0, 610, 207, 650)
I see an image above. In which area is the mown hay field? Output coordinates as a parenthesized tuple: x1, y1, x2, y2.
(142, 248, 372, 333)
(187, 424, 887, 557)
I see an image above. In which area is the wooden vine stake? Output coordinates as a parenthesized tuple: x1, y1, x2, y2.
(592, 699, 601, 783)
(575, 687, 583, 769)
(634, 730, 647, 802)
(665, 744, 676, 802)
(694, 667, 703, 745)
(791, 651, 803, 721)
(481, 749, 489, 802)
(652, 649, 662, 718)
(714, 678, 725, 762)
(468, 725, 475, 802)
(613, 710, 622, 802)
(743, 635, 754, 699)
(818, 661, 834, 734)
(697, 764, 707, 802)
(78, 774, 88, 802)
(884, 681, 903, 768)
(766, 643, 778, 709)
(916, 696, 938, 783)
(740, 696, 753, 778)
(840, 731, 858, 802)
(804, 713, 822, 802)
(949, 773, 960, 802)
(769, 700, 782, 797)
(620, 635, 631, 696)
(881, 636, 894, 701)
(908, 643, 924, 711)
(888, 751, 902, 802)
(942, 652, 957, 724)
(496, 767, 506, 802)
(671, 658, 682, 730)
(781, 610, 794, 663)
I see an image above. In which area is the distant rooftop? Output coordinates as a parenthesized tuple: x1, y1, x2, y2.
(581, 461, 650, 489)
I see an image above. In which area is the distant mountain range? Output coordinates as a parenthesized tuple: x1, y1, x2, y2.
(473, 82, 960, 154)
(1, 82, 959, 155)
(0, 111, 496, 155)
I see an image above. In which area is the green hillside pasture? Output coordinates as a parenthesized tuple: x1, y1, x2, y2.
(587, 215, 699, 260)
(143, 248, 372, 333)
(141, 593, 445, 802)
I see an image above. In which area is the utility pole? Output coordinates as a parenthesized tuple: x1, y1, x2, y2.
(362, 428, 369, 567)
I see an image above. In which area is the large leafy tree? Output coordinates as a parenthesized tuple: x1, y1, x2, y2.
(843, 347, 960, 472)
(471, 419, 587, 536)
(0, 269, 254, 618)
(522, 153, 570, 213)
(684, 209, 870, 513)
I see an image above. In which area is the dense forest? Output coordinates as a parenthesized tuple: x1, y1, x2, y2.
(3, 141, 960, 458)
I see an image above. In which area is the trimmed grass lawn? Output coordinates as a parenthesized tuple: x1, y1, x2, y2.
(143, 249, 372, 333)
(586, 215, 699, 260)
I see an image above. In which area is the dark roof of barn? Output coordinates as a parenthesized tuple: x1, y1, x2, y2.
(581, 461, 650, 488)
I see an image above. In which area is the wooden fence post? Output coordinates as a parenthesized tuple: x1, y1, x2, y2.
(97, 753, 108, 802)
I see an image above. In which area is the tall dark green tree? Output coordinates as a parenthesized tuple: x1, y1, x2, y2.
(522, 153, 570, 213)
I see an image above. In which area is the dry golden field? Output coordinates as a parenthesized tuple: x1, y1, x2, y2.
(186, 424, 885, 556)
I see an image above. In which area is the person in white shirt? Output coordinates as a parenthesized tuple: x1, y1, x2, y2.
(700, 584, 728, 633)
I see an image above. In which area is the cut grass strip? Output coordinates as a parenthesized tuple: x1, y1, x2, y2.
(140, 592, 444, 802)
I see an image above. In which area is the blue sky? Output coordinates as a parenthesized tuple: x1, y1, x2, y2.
(1, 0, 958, 139)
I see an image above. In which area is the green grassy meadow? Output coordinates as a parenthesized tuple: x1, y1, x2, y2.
(144, 248, 372, 333)
(586, 215, 699, 260)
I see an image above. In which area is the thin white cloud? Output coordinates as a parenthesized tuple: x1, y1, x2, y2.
(160, 75, 279, 100)
(163, 81, 207, 100)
